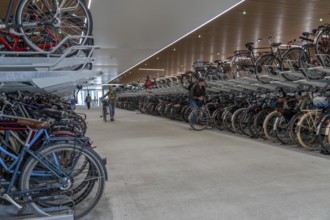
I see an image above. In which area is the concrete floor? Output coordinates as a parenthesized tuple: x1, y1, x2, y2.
(80, 107, 330, 220)
(2, 106, 330, 219)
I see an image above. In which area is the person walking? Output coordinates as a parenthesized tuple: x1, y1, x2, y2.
(101, 86, 117, 121)
(189, 78, 206, 125)
(85, 93, 92, 110)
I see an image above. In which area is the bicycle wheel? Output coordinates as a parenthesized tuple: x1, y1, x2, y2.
(222, 108, 235, 132)
(280, 47, 305, 81)
(254, 54, 276, 79)
(231, 108, 246, 134)
(297, 112, 320, 150)
(19, 143, 106, 219)
(274, 115, 293, 145)
(315, 28, 330, 56)
(239, 110, 254, 137)
(288, 112, 304, 147)
(250, 109, 272, 139)
(183, 106, 192, 123)
(16, 0, 93, 54)
(212, 108, 224, 131)
(317, 114, 330, 152)
(263, 111, 280, 142)
(230, 53, 254, 78)
(189, 108, 209, 131)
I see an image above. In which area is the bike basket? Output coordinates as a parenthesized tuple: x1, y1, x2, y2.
(313, 97, 329, 109)
(193, 61, 206, 69)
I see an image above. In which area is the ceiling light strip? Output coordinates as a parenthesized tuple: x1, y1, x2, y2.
(138, 68, 165, 71)
(109, 0, 245, 83)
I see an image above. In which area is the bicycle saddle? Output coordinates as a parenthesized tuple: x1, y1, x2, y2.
(271, 42, 282, 47)
(302, 32, 310, 37)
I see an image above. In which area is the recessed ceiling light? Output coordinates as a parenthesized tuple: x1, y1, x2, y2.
(198, 34, 202, 38)
(156, 57, 159, 60)
(217, 53, 220, 55)
(242, 10, 247, 15)
(320, 17, 323, 22)
(257, 38, 262, 42)
(173, 48, 176, 51)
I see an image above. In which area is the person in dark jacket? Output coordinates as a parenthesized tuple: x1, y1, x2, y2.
(189, 78, 206, 108)
(189, 78, 206, 125)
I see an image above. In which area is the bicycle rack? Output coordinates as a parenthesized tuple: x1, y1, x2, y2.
(293, 79, 328, 88)
(0, 36, 97, 72)
(0, 36, 102, 96)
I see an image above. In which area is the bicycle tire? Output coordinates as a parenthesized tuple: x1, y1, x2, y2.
(254, 54, 276, 77)
(189, 108, 209, 131)
(296, 112, 320, 150)
(315, 28, 330, 57)
(231, 108, 246, 134)
(212, 109, 224, 131)
(250, 109, 272, 139)
(288, 112, 304, 147)
(317, 114, 330, 152)
(239, 110, 254, 137)
(274, 115, 293, 145)
(16, 0, 93, 55)
(263, 111, 280, 142)
(280, 47, 305, 81)
(19, 143, 106, 219)
(222, 108, 234, 132)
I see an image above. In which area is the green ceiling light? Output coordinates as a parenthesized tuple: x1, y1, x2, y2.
(173, 48, 176, 51)
(320, 17, 323, 22)
(198, 34, 202, 38)
(242, 10, 247, 15)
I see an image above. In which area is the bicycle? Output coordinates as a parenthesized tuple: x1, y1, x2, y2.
(0, 114, 107, 218)
(188, 99, 221, 131)
(0, 0, 92, 55)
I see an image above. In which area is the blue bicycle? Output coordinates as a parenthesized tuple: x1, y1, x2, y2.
(0, 114, 107, 219)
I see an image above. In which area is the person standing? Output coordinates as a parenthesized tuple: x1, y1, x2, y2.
(101, 86, 117, 121)
(85, 93, 92, 110)
(189, 78, 206, 125)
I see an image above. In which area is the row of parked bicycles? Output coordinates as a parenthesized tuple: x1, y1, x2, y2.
(118, 24, 330, 154)
(118, 87, 330, 153)
(0, 91, 107, 219)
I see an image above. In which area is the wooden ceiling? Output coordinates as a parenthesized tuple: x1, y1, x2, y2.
(0, 1, 329, 85)
(111, 0, 330, 84)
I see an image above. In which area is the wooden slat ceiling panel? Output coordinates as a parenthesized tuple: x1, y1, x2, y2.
(115, 0, 330, 84)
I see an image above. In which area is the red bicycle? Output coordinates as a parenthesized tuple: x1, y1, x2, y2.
(0, 0, 93, 54)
